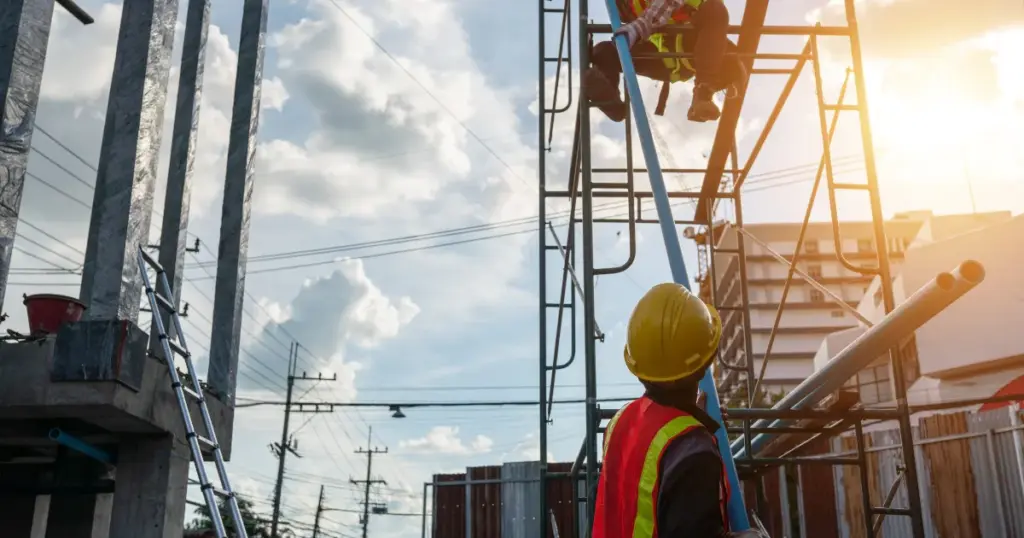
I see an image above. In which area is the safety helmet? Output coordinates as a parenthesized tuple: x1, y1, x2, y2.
(623, 282, 723, 383)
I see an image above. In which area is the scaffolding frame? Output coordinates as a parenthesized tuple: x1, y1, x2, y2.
(536, 1, 933, 537)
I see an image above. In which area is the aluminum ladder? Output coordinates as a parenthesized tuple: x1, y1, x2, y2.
(137, 247, 248, 538)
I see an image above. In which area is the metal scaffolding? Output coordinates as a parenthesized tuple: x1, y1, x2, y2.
(533, 1, 984, 537)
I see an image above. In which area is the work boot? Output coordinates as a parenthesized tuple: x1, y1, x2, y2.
(584, 67, 627, 123)
(687, 83, 721, 123)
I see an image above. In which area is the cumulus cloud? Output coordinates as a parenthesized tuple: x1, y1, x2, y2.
(399, 426, 494, 455)
(244, 259, 419, 397)
(502, 432, 554, 462)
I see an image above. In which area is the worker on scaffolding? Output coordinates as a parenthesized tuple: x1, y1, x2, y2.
(593, 283, 767, 538)
(586, 0, 744, 123)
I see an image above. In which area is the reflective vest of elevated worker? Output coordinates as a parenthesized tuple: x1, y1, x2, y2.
(615, 0, 704, 81)
(592, 282, 730, 537)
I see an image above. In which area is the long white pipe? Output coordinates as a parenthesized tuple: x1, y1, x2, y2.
(733, 260, 986, 457)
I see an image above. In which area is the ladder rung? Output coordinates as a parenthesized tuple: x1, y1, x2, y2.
(190, 431, 218, 450)
(833, 182, 870, 190)
(546, 302, 573, 309)
(599, 408, 617, 420)
(545, 57, 570, 62)
(715, 248, 741, 254)
(181, 384, 202, 401)
(823, 104, 859, 112)
(164, 337, 190, 358)
(871, 507, 911, 516)
(201, 482, 233, 499)
(542, 7, 565, 13)
(139, 248, 164, 273)
(154, 293, 176, 313)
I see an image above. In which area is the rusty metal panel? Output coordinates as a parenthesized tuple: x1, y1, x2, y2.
(468, 466, 502, 538)
(547, 462, 576, 538)
(433, 472, 465, 538)
(920, 412, 982, 538)
(799, 439, 840, 538)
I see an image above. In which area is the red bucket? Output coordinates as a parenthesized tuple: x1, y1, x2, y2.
(23, 294, 87, 335)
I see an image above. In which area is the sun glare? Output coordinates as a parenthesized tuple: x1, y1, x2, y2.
(865, 29, 1024, 180)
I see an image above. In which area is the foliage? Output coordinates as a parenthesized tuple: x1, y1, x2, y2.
(185, 497, 291, 538)
(723, 384, 787, 442)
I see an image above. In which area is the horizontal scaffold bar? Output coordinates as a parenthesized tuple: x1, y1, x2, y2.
(587, 24, 853, 36)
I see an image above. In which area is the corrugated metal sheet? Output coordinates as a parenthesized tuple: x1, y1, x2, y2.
(969, 407, 1024, 538)
(431, 461, 577, 538)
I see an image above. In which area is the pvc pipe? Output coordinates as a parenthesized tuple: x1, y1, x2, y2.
(48, 428, 113, 464)
(602, 0, 749, 529)
(733, 260, 985, 457)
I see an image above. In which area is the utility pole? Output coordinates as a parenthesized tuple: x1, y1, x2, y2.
(351, 427, 388, 538)
(311, 485, 325, 538)
(269, 342, 338, 538)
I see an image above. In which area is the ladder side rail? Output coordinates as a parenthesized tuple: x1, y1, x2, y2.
(600, 1, 749, 530)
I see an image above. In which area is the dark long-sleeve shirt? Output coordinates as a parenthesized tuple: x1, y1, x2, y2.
(649, 394, 728, 537)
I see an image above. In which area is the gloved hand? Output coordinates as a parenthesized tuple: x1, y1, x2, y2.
(613, 19, 652, 49)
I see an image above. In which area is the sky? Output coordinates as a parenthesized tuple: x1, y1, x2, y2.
(8, 0, 1024, 536)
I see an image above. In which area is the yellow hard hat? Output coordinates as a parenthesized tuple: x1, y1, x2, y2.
(623, 282, 722, 383)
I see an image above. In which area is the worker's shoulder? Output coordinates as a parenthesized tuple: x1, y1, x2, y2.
(664, 425, 720, 462)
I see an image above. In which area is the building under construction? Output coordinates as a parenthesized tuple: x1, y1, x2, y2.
(424, 1, 1021, 537)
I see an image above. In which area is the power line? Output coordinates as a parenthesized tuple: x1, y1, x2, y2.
(235, 396, 637, 409)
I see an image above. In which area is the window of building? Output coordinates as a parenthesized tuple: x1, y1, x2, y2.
(831, 310, 845, 318)
(857, 239, 874, 253)
(844, 361, 893, 405)
(803, 240, 819, 254)
(810, 289, 826, 303)
(889, 237, 906, 254)
(807, 264, 823, 280)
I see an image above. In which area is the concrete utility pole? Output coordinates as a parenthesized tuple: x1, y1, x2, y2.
(269, 342, 337, 537)
(351, 427, 388, 538)
(311, 485, 325, 538)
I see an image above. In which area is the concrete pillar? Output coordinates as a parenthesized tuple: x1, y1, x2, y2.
(0, 0, 56, 310)
(79, 0, 179, 323)
(31, 495, 50, 538)
(208, 0, 269, 404)
(108, 435, 190, 538)
(150, 0, 211, 355)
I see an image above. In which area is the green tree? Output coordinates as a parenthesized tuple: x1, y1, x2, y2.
(723, 384, 786, 442)
(186, 497, 289, 538)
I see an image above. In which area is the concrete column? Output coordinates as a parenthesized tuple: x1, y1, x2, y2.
(150, 0, 211, 355)
(208, 0, 269, 404)
(108, 436, 190, 538)
(0, 0, 56, 310)
(79, 0, 179, 322)
(31, 495, 50, 538)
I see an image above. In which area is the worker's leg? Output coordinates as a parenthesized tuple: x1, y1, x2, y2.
(586, 40, 668, 122)
(586, 40, 627, 122)
(687, 0, 730, 122)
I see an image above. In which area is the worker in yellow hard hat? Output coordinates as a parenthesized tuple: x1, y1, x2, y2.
(592, 283, 766, 538)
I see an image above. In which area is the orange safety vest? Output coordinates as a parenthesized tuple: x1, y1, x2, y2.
(592, 396, 730, 538)
(615, 0, 702, 80)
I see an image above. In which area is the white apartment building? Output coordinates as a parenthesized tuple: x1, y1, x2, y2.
(814, 211, 1024, 410)
(699, 210, 1012, 399)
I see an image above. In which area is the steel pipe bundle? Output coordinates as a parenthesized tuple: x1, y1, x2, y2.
(733, 260, 986, 458)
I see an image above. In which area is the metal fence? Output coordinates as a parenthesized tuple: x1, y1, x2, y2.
(823, 404, 1024, 538)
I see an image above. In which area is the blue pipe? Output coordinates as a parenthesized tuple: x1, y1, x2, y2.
(602, 1, 749, 530)
(49, 428, 113, 465)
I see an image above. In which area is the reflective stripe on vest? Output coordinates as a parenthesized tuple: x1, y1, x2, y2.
(624, 0, 698, 80)
(632, 414, 703, 537)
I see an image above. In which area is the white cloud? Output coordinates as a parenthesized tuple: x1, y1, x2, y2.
(245, 259, 418, 397)
(399, 426, 494, 455)
(502, 432, 554, 463)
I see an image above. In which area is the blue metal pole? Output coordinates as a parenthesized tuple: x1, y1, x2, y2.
(601, 1, 749, 529)
(48, 428, 113, 465)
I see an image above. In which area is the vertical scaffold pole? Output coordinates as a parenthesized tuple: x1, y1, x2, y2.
(843, 0, 925, 534)
(536, 0, 549, 535)
(578, 0, 601, 531)
(601, 0, 749, 530)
